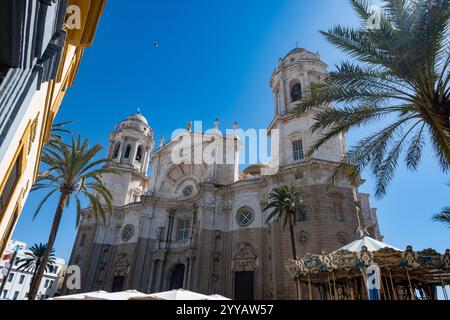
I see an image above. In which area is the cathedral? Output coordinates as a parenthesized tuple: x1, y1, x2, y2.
(64, 48, 382, 300)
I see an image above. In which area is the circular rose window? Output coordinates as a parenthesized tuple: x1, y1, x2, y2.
(337, 232, 347, 244)
(121, 224, 135, 242)
(237, 207, 254, 227)
(182, 185, 194, 197)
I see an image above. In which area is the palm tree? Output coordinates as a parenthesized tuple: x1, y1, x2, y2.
(295, 0, 450, 198)
(27, 135, 117, 300)
(17, 243, 56, 297)
(263, 185, 304, 299)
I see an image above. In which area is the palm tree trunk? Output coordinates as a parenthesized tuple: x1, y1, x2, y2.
(28, 261, 40, 297)
(288, 211, 301, 300)
(288, 213, 297, 260)
(28, 193, 67, 300)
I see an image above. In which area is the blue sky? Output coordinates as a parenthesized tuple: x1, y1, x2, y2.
(13, 0, 448, 261)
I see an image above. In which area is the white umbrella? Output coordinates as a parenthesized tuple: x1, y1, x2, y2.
(52, 289, 231, 301)
(132, 289, 230, 301)
(338, 236, 401, 253)
(51, 291, 108, 300)
(85, 290, 147, 300)
(207, 294, 231, 300)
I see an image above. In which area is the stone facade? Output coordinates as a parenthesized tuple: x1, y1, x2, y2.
(64, 48, 382, 300)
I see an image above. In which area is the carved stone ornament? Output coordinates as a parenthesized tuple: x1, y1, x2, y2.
(112, 253, 130, 277)
(233, 243, 257, 272)
(213, 251, 221, 263)
(212, 274, 220, 283)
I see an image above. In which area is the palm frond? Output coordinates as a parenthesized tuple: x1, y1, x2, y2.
(405, 123, 426, 170)
(17, 243, 56, 273)
(32, 190, 58, 220)
(433, 207, 450, 228)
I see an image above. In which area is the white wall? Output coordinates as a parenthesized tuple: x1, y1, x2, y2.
(0, 242, 65, 300)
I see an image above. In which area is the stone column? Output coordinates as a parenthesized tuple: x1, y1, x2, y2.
(117, 143, 124, 161)
(119, 139, 128, 164)
(279, 79, 287, 114)
(143, 147, 150, 173)
(186, 257, 192, 290)
(84, 226, 107, 292)
(130, 141, 139, 164)
(183, 258, 190, 289)
(148, 259, 158, 293)
(108, 142, 114, 158)
(273, 92, 279, 115)
(131, 218, 151, 290)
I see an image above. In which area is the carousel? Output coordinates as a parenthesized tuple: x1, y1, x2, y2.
(286, 235, 450, 300)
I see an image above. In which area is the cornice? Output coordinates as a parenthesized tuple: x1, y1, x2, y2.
(66, 0, 106, 47)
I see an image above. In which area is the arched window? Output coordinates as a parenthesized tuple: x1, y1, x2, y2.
(292, 139, 304, 161)
(290, 82, 302, 102)
(177, 219, 191, 241)
(113, 142, 121, 159)
(135, 146, 143, 162)
(297, 204, 307, 222)
(124, 145, 131, 159)
(170, 264, 185, 290)
(334, 202, 344, 222)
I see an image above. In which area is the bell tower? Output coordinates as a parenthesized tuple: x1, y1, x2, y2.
(102, 112, 155, 206)
(268, 48, 346, 166)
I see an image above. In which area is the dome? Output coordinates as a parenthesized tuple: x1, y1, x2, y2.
(286, 47, 307, 56)
(282, 47, 320, 62)
(127, 112, 148, 125)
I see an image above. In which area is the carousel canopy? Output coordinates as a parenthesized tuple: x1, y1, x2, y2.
(286, 238, 450, 287)
(338, 236, 401, 253)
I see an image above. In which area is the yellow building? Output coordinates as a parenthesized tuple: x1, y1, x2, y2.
(0, 0, 106, 257)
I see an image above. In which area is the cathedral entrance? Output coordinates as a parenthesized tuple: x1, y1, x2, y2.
(234, 271, 254, 300)
(170, 264, 185, 290)
(111, 276, 125, 292)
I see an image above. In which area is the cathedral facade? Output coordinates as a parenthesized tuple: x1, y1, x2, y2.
(65, 48, 382, 300)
